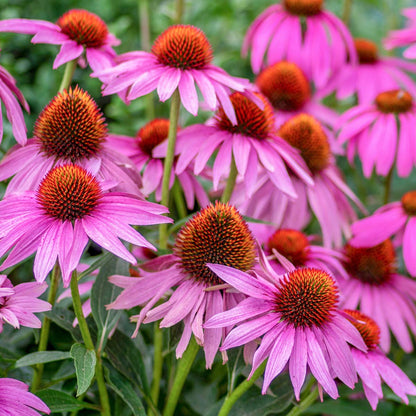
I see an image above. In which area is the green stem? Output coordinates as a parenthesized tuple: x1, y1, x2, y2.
(70, 272, 111, 416)
(175, 0, 185, 24)
(172, 180, 187, 219)
(384, 167, 393, 205)
(220, 157, 238, 204)
(148, 324, 163, 416)
(58, 59, 77, 93)
(159, 89, 181, 249)
(162, 336, 199, 416)
(218, 360, 266, 416)
(31, 264, 61, 392)
(342, 0, 352, 25)
(285, 387, 319, 416)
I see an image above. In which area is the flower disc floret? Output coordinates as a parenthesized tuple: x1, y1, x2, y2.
(355, 38, 378, 64)
(283, 0, 323, 16)
(256, 62, 310, 111)
(215, 92, 274, 140)
(137, 118, 169, 156)
(37, 165, 101, 222)
(344, 240, 396, 285)
(278, 114, 330, 173)
(401, 191, 416, 215)
(275, 268, 338, 327)
(267, 229, 310, 265)
(375, 90, 413, 113)
(151, 25, 213, 70)
(34, 86, 107, 161)
(174, 202, 256, 286)
(57, 9, 108, 48)
(344, 309, 380, 350)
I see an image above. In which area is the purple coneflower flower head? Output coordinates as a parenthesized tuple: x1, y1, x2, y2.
(0, 164, 171, 287)
(105, 118, 209, 209)
(0, 9, 120, 71)
(0, 377, 50, 415)
(337, 89, 416, 178)
(95, 24, 251, 121)
(161, 92, 312, 198)
(351, 190, 416, 276)
(344, 309, 416, 410)
(339, 240, 416, 353)
(0, 86, 142, 196)
(0, 64, 29, 146)
(256, 228, 348, 280)
(0, 274, 51, 331)
(108, 202, 256, 368)
(243, 0, 356, 88)
(322, 38, 416, 104)
(255, 61, 338, 129)
(384, 8, 416, 59)
(205, 265, 367, 400)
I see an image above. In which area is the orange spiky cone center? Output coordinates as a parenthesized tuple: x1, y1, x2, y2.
(278, 114, 330, 173)
(174, 202, 256, 286)
(215, 92, 275, 140)
(57, 9, 108, 48)
(344, 240, 396, 285)
(37, 165, 101, 222)
(401, 190, 416, 216)
(283, 0, 323, 16)
(267, 229, 310, 266)
(152, 25, 213, 70)
(137, 118, 170, 156)
(344, 309, 380, 350)
(375, 90, 413, 113)
(275, 268, 338, 327)
(34, 86, 107, 162)
(355, 38, 378, 64)
(256, 61, 311, 111)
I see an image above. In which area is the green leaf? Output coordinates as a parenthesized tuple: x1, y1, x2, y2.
(70, 343, 96, 396)
(46, 306, 82, 342)
(36, 389, 97, 413)
(105, 329, 150, 396)
(91, 253, 128, 350)
(308, 399, 395, 416)
(105, 363, 146, 416)
(15, 351, 71, 368)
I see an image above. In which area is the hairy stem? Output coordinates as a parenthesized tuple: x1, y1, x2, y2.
(58, 59, 77, 93)
(220, 157, 238, 204)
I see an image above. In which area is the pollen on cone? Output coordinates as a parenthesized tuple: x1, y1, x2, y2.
(375, 90, 413, 114)
(401, 191, 416, 215)
(137, 119, 170, 156)
(283, 0, 323, 16)
(267, 229, 310, 266)
(344, 309, 380, 350)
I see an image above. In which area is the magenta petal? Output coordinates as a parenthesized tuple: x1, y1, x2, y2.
(403, 218, 416, 276)
(53, 41, 83, 69)
(289, 328, 308, 400)
(178, 71, 199, 116)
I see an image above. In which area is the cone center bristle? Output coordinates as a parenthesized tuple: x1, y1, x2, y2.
(215, 92, 274, 140)
(173, 202, 256, 286)
(355, 38, 378, 64)
(57, 9, 108, 48)
(152, 25, 213, 70)
(256, 62, 310, 112)
(344, 309, 380, 350)
(138, 119, 170, 156)
(37, 165, 101, 222)
(278, 114, 330, 173)
(283, 0, 323, 16)
(345, 240, 395, 285)
(267, 229, 309, 266)
(275, 268, 338, 328)
(34, 86, 107, 162)
(375, 90, 413, 113)
(401, 191, 416, 216)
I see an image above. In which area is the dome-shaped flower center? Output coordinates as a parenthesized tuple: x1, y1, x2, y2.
(267, 229, 310, 266)
(215, 93, 275, 140)
(401, 190, 416, 216)
(174, 202, 256, 286)
(34, 86, 107, 162)
(137, 118, 170, 156)
(344, 309, 380, 350)
(256, 62, 311, 112)
(375, 90, 413, 113)
(152, 25, 213, 70)
(37, 165, 102, 222)
(275, 268, 338, 328)
(57, 9, 108, 48)
(283, 0, 323, 16)
(278, 114, 330, 173)
(344, 240, 396, 285)
(355, 38, 378, 64)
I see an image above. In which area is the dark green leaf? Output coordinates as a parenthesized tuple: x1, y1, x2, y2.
(46, 306, 82, 342)
(308, 399, 395, 416)
(15, 351, 71, 368)
(70, 343, 96, 396)
(36, 389, 97, 413)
